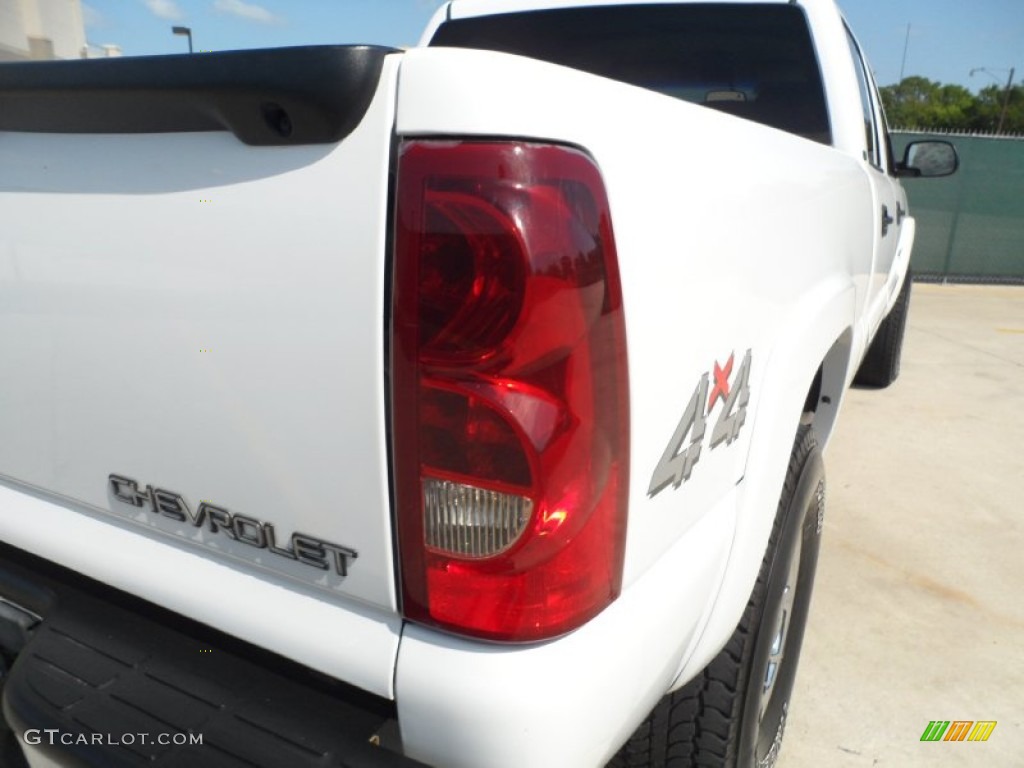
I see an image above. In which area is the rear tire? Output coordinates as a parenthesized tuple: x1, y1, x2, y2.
(853, 268, 912, 388)
(608, 426, 825, 768)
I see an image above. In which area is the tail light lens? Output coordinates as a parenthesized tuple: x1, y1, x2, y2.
(392, 140, 629, 642)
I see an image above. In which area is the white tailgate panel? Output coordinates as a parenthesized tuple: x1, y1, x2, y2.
(0, 57, 403, 696)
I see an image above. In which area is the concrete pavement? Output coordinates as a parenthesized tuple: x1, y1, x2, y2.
(782, 283, 1024, 767)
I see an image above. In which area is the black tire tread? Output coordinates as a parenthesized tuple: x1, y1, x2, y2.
(608, 426, 817, 768)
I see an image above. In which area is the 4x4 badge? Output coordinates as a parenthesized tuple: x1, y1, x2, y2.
(648, 349, 752, 497)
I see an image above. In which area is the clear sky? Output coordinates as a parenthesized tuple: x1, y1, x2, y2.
(840, 0, 1021, 90)
(84, 0, 1021, 92)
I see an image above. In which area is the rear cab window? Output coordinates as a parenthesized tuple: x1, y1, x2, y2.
(430, 3, 832, 144)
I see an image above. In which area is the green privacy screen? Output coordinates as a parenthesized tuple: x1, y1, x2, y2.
(892, 132, 1024, 283)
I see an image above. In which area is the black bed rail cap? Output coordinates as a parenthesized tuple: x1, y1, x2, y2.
(0, 45, 399, 146)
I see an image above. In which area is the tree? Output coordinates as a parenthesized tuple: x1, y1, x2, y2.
(967, 84, 1024, 134)
(880, 77, 974, 130)
(880, 77, 1024, 134)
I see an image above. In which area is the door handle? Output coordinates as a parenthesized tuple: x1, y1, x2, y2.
(881, 205, 894, 236)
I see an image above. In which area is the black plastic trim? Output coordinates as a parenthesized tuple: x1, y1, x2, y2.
(0, 543, 424, 767)
(0, 45, 397, 146)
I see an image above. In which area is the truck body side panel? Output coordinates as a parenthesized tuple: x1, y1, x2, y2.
(394, 45, 873, 764)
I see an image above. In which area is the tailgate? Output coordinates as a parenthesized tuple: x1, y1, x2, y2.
(0, 47, 402, 697)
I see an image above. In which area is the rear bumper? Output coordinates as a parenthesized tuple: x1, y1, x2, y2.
(0, 543, 425, 768)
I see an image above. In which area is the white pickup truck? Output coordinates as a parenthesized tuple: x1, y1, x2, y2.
(0, 1, 957, 766)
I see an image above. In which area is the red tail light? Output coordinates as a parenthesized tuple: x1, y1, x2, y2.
(392, 140, 629, 642)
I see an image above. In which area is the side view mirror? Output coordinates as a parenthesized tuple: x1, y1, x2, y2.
(896, 140, 959, 178)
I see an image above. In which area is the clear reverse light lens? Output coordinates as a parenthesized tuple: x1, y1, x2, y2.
(423, 478, 532, 558)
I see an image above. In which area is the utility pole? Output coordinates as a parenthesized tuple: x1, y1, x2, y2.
(899, 24, 911, 83)
(997, 67, 1015, 135)
(972, 67, 1017, 135)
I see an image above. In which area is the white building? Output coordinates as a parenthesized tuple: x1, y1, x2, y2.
(0, 0, 87, 61)
(82, 42, 121, 58)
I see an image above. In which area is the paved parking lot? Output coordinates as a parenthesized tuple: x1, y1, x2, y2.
(783, 283, 1024, 767)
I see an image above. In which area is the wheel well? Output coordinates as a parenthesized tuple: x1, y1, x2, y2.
(802, 367, 822, 417)
(801, 330, 853, 449)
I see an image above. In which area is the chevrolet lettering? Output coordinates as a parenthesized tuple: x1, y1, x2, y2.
(108, 474, 358, 577)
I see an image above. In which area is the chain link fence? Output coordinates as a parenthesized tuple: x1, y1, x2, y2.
(893, 131, 1024, 284)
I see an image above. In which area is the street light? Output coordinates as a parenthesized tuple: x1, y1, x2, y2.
(171, 26, 193, 54)
(970, 66, 1016, 135)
